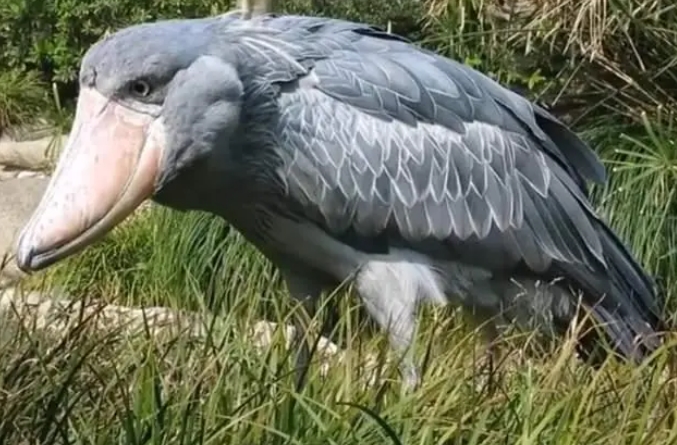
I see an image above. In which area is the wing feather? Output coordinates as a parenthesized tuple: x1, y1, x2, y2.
(227, 15, 656, 307)
(275, 87, 604, 273)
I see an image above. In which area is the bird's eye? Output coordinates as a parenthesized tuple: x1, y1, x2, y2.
(130, 80, 151, 97)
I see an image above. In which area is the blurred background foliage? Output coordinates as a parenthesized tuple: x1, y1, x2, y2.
(1, 0, 676, 310)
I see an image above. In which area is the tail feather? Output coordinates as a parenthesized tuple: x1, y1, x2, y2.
(556, 221, 668, 363)
(599, 223, 665, 328)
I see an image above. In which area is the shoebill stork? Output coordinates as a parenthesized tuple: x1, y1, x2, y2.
(15, 12, 667, 389)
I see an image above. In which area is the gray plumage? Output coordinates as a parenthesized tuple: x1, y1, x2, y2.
(69, 12, 667, 385)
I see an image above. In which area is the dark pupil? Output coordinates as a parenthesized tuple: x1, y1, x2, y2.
(133, 81, 148, 96)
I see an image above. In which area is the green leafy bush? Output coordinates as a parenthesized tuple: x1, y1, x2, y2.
(0, 0, 233, 84)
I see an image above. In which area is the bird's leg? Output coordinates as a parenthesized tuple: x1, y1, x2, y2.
(281, 269, 324, 392)
(466, 310, 502, 394)
(355, 262, 420, 391)
(481, 323, 501, 394)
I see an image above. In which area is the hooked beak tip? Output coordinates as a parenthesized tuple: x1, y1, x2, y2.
(15, 245, 35, 273)
(14, 233, 51, 273)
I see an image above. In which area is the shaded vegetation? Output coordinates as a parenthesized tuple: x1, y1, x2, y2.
(0, 70, 49, 135)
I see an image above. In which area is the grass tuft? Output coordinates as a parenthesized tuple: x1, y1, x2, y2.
(0, 70, 50, 136)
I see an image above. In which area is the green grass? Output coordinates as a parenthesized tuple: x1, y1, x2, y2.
(2, 298, 677, 445)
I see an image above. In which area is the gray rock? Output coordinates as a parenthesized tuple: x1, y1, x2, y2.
(0, 177, 49, 287)
(0, 135, 66, 171)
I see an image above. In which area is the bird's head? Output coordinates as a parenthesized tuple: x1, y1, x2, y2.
(15, 19, 245, 272)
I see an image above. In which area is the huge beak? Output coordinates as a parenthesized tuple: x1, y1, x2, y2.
(15, 87, 165, 272)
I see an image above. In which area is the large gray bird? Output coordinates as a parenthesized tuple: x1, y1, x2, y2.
(16, 12, 667, 388)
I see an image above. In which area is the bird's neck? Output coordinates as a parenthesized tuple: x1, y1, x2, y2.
(152, 155, 226, 207)
(151, 147, 272, 223)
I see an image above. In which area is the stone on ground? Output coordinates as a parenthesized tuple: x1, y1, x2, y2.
(0, 176, 49, 287)
(0, 134, 66, 170)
